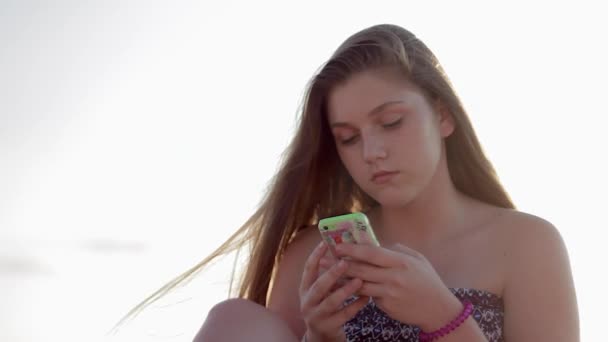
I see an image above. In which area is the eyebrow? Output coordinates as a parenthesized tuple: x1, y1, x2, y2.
(330, 100, 406, 128)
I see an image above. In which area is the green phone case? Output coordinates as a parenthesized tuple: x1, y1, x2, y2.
(318, 212, 380, 249)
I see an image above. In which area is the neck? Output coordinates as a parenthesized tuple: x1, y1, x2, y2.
(370, 155, 474, 248)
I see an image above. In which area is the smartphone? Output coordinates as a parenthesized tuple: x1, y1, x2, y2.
(318, 212, 380, 257)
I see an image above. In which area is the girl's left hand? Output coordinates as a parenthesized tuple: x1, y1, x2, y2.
(335, 243, 464, 331)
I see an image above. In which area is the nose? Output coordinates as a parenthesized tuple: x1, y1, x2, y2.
(362, 135, 387, 163)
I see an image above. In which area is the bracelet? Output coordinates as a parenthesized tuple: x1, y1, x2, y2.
(418, 301, 474, 341)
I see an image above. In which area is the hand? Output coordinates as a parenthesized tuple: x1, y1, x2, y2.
(318, 244, 339, 277)
(299, 242, 369, 342)
(318, 246, 349, 292)
(335, 243, 463, 331)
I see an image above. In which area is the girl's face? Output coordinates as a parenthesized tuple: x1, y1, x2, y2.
(327, 68, 454, 207)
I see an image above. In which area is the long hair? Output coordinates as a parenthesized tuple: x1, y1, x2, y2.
(113, 23, 514, 330)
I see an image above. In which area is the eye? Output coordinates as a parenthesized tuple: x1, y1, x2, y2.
(340, 135, 359, 145)
(382, 118, 402, 128)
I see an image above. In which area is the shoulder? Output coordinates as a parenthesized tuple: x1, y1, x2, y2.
(266, 225, 322, 338)
(493, 209, 567, 263)
(491, 209, 570, 284)
(494, 209, 579, 341)
(493, 209, 560, 239)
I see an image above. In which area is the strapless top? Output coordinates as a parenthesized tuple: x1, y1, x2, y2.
(343, 288, 504, 342)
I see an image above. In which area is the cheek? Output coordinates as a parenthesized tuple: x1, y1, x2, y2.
(389, 128, 443, 180)
(421, 124, 444, 163)
(404, 139, 443, 188)
(406, 116, 442, 152)
(337, 149, 375, 193)
(337, 148, 365, 179)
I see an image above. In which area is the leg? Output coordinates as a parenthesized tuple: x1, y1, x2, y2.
(193, 298, 299, 342)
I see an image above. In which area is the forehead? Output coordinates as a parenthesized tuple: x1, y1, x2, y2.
(326, 69, 426, 122)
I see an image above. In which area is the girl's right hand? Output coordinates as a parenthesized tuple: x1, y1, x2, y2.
(299, 242, 369, 342)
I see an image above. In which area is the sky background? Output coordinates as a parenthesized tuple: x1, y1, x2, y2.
(1, 0, 606, 341)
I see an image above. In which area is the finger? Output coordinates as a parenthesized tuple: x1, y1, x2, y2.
(335, 243, 405, 267)
(323, 247, 339, 262)
(318, 277, 363, 315)
(306, 259, 348, 306)
(342, 295, 369, 318)
(308, 294, 368, 336)
(319, 256, 338, 270)
(330, 277, 350, 292)
(300, 242, 327, 295)
(388, 243, 423, 259)
(318, 249, 341, 277)
(326, 294, 369, 328)
(343, 260, 387, 283)
(319, 250, 339, 267)
(357, 281, 386, 298)
(318, 262, 348, 289)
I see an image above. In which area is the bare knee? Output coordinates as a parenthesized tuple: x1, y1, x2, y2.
(193, 298, 297, 342)
(207, 298, 248, 318)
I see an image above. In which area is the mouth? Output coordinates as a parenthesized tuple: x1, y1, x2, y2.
(371, 171, 399, 184)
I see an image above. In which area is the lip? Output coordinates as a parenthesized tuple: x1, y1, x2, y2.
(371, 171, 399, 184)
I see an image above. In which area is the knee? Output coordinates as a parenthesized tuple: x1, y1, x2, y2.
(194, 298, 295, 342)
(206, 298, 258, 321)
(193, 298, 297, 342)
(194, 299, 252, 341)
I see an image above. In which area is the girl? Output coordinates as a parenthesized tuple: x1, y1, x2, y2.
(121, 24, 579, 342)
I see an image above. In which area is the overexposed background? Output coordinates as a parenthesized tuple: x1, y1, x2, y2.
(1, 1, 606, 341)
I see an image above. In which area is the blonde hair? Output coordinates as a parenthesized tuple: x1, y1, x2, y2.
(113, 23, 514, 331)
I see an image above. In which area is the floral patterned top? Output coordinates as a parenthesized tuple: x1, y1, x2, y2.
(343, 288, 504, 342)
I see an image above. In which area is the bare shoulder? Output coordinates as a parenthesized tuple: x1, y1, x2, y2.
(266, 225, 322, 338)
(492, 209, 571, 287)
(491, 209, 568, 262)
(493, 209, 579, 341)
(493, 209, 563, 244)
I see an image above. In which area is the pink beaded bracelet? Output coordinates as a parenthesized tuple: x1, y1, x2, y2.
(418, 301, 474, 341)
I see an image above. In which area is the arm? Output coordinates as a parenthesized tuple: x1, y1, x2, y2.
(503, 216, 579, 341)
(338, 242, 489, 342)
(267, 226, 322, 339)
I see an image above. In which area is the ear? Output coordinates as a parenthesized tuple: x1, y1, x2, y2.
(435, 100, 455, 138)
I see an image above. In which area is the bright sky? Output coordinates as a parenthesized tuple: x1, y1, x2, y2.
(1, 1, 606, 341)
